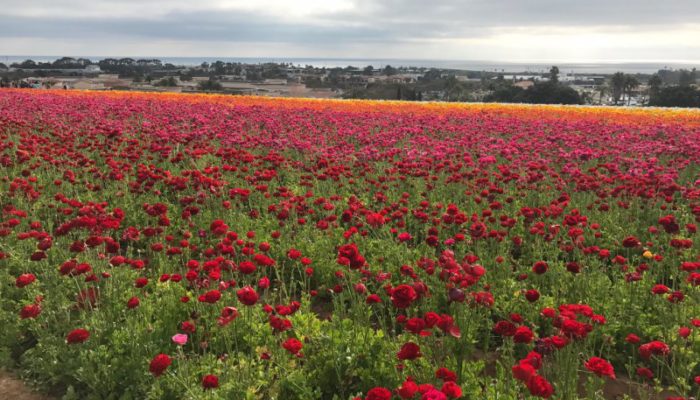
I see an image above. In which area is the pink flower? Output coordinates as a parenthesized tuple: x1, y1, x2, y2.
(171, 333, 188, 346)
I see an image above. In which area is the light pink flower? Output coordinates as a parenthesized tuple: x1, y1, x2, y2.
(171, 333, 188, 346)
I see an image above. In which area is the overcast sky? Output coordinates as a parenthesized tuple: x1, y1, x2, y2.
(1, 0, 699, 62)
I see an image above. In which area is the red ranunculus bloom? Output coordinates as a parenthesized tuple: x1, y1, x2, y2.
(397, 342, 422, 360)
(149, 353, 172, 377)
(199, 289, 222, 304)
(440, 381, 462, 398)
(365, 387, 392, 400)
(126, 296, 140, 309)
(514, 326, 534, 343)
(532, 261, 548, 275)
(201, 374, 219, 389)
(20, 304, 41, 319)
(391, 284, 418, 308)
(526, 374, 554, 398)
(66, 328, 90, 344)
(639, 341, 670, 359)
(15, 273, 36, 288)
(236, 286, 259, 306)
(512, 361, 536, 382)
(282, 338, 303, 355)
(584, 357, 616, 379)
(397, 378, 419, 399)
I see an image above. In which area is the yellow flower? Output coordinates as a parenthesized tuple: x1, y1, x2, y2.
(642, 250, 653, 259)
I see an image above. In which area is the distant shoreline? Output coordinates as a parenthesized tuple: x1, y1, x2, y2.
(2, 56, 698, 75)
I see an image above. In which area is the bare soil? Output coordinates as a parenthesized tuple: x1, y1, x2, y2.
(0, 370, 52, 400)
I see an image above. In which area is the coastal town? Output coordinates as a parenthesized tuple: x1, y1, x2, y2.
(0, 57, 698, 106)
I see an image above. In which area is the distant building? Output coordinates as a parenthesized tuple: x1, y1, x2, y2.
(262, 79, 287, 85)
(84, 65, 101, 73)
(513, 80, 535, 89)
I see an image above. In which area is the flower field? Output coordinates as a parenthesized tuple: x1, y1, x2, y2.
(2, 89, 700, 400)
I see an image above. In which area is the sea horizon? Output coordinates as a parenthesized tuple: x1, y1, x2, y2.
(2, 55, 699, 75)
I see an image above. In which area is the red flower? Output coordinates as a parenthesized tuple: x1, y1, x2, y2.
(201, 374, 219, 389)
(199, 290, 221, 304)
(238, 261, 256, 274)
(625, 333, 640, 344)
(639, 340, 670, 359)
(440, 381, 462, 398)
(526, 375, 554, 398)
(513, 326, 534, 343)
(622, 236, 640, 248)
(126, 296, 140, 309)
(651, 284, 670, 295)
(236, 286, 259, 306)
(493, 320, 517, 337)
(512, 361, 536, 382)
(134, 277, 148, 288)
(210, 219, 228, 236)
(149, 353, 172, 377)
(66, 328, 90, 344)
(532, 261, 548, 275)
(667, 291, 684, 303)
(282, 338, 303, 355)
(365, 387, 392, 400)
(337, 243, 366, 269)
(397, 378, 419, 399)
(405, 317, 427, 334)
(15, 273, 36, 288)
(420, 389, 447, 400)
(20, 304, 41, 319)
(397, 342, 422, 360)
(435, 367, 457, 382)
(636, 367, 653, 380)
(525, 289, 540, 302)
(391, 284, 418, 308)
(584, 357, 616, 379)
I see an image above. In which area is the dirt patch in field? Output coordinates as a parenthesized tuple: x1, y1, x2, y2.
(0, 370, 52, 400)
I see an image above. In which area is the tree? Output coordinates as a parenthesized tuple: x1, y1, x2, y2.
(53, 57, 76, 67)
(12, 59, 37, 69)
(155, 77, 178, 87)
(212, 61, 226, 75)
(679, 68, 697, 87)
(649, 86, 700, 108)
(198, 78, 222, 91)
(610, 72, 626, 105)
(444, 75, 463, 101)
(363, 65, 374, 75)
(597, 83, 609, 105)
(647, 74, 663, 103)
(624, 75, 640, 105)
(382, 65, 397, 76)
(484, 81, 582, 105)
(549, 66, 560, 83)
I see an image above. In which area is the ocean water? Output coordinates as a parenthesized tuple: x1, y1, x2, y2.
(1, 55, 697, 74)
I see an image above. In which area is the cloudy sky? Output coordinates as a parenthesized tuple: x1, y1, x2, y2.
(1, 0, 699, 62)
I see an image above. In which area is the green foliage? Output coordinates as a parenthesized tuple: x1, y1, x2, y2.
(649, 86, 700, 108)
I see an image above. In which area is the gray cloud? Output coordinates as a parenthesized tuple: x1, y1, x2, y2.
(0, 12, 393, 44)
(1, 0, 699, 59)
(344, 0, 700, 26)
